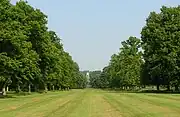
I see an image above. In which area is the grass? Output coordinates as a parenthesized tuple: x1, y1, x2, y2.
(0, 89, 180, 117)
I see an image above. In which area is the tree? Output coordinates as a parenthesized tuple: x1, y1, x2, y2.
(141, 6, 180, 91)
(90, 37, 143, 89)
(0, 0, 86, 94)
(105, 37, 143, 89)
(89, 71, 102, 88)
(99, 66, 111, 88)
(0, 0, 41, 93)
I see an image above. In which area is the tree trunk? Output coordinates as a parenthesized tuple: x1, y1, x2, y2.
(2, 87, 6, 96)
(52, 85, 54, 91)
(6, 86, 9, 92)
(44, 84, 48, 93)
(34, 85, 38, 92)
(175, 85, 179, 91)
(157, 84, 160, 91)
(28, 84, 31, 93)
(125, 86, 127, 90)
(16, 84, 21, 93)
(167, 85, 170, 91)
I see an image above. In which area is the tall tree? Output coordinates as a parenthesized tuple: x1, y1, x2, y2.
(0, 0, 87, 94)
(106, 37, 143, 89)
(141, 6, 180, 90)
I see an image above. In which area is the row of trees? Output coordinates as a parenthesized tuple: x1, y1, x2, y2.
(90, 6, 180, 91)
(89, 70, 102, 88)
(0, 0, 87, 95)
(89, 37, 142, 89)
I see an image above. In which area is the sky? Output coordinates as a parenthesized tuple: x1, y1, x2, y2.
(12, 0, 180, 71)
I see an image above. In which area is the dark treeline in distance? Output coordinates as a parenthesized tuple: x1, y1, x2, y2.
(90, 6, 180, 92)
(0, 0, 87, 95)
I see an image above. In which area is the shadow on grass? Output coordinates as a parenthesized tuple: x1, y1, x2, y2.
(138, 90, 180, 94)
(0, 90, 53, 99)
(0, 95, 15, 99)
(102, 88, 180, 94)
(0, 92, 32, 99)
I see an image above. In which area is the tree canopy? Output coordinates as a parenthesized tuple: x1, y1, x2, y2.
(0, 0, 87, 95)
(141, 6, 180, 91)
(90, 37, 143, 89)
(1, 1, 180, 94)
(90, 6, 180, 91)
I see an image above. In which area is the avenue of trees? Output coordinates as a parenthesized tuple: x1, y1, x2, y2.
(0, 0, 87, 95)
(1, 0, 180, 94)
(90, 6, 180, 91)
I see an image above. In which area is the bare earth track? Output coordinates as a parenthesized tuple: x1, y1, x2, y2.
(0, 89, 180, 117)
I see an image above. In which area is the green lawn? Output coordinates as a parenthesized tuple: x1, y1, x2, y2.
(0, 89, 180, 117)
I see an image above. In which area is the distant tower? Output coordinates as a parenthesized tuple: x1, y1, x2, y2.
(86, 72, 90, 82)
(86, 72, 90, 87)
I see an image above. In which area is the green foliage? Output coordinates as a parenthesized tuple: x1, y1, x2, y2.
(90, 6, 180, 91)
(108, 37, 143, 88)
(89, 70, 101, 88)
(141, 6, 180, 90)
(0, 0, 87, 92)
(1, 1, 180, 92)
(90, 37, 143, 89)
(88, 37, 142, 89)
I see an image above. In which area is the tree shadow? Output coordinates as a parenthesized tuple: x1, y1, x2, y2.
(0, 95, 15, 99)
(137, 90, 180, 94)
(102, 88, 180, 94)
(0, 92, 32, 99)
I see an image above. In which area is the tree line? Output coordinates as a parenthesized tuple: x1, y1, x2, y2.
(0, 0, 87, 95)
(90, 6, 180, 91)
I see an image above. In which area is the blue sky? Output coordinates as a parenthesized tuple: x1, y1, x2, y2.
(12, 0, 180, 71)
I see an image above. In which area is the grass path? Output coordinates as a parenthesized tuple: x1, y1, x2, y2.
(103, 92, 180, 117)
(0, 89, 180, 117)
